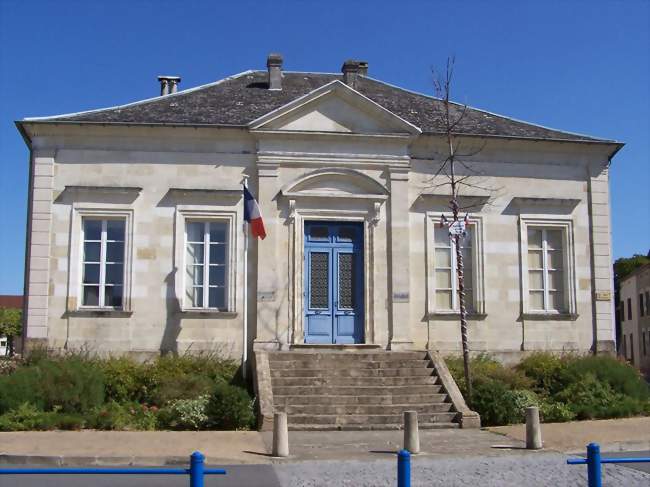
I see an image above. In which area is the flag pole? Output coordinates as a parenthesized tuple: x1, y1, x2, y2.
(242, 176, 249, 381)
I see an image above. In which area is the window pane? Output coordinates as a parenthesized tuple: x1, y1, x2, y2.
(186, 287, 203, 308)
(106, 220, 125, 241)
(105, 286, 123, 308)
(209, 244, 226, 264)
(84, 242, 100, 262)
(309, 226, 329, 241)
(83, 286, 99, 306)
(309, 252, 329, 308)
(529, 270, 544, 289)
(337, 227, 355, 242)
(529, 291, 544, 309)
(435, 269, 452, 288)
(548, 291, 564, 311)
(528, 250, 543, 268)
(83, 264, 100, 284)
(209, 266, 225, 286)
(464, 290, 474, 312)
(547, 250, 563, 270)
(187, 222, 204, 243)
(186, 265, 203, 286)
(187, 243, 204, 264)
(209, 223, 227, 243)
(84, 220, 101, 240)
(106, 264, 123, 285)
(208, 287, 226, 309)
(527, 229, 542, 249)
(459, 228, 472, 248)
(461, 248, 472, 268)
(338, 253, 354, 309)
(435, 248, 451, 268)
(436, 290, 452, 309)
(106, 242, 124, 263)
(548, 270, 563, 290)
(464, 267, 473, 288)
(546, 230, 562, 250)
(434, 227, 450, 246)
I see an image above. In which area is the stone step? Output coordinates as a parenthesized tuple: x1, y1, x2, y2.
(273, 393, 448, 406)
(271, 375, 437, 387)
(268, 351, 428, 362)
(287, 412, 458, 426)
(277, 403, 453, 415)
(271, 384, 443, 396)
(269, 359, 429, 370)
(270, 367, 434, 378)
(287, 422, 460, 431)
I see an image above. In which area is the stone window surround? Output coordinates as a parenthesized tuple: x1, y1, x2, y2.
(518, 216, 578, 318)
(287, 204, 380, 346)
(67, 205, 134, 313)
(425, 211, 486, 317)
(173, 207, 238, 315)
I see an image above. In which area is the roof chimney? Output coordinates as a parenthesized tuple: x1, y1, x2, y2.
(358, 61, 368, 76)
(267, 53, 283, 90)
(157, 76, 181, 96)
(341, 60, 360, 88)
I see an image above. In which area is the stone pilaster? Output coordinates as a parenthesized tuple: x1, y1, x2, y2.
(23, 149, 55, 350)
(388, 166, 413, 350)
(253, 163, 282, 350)
(588, 166, 616, 354)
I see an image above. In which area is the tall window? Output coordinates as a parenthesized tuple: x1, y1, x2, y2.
(433, 226, 473, 312)
(185, 221, 229, 310)
(527, 228, 564, 312)
(640, 293, 645, 317)
(646, 291, 650, 315)
(627, 298, 632, 321)
(82, 219, 125, 308)
(620, 301, 625, 322)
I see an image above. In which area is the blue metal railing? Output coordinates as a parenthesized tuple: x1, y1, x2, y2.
(567, 443, 650, 487)
(0, 451, 225, 487)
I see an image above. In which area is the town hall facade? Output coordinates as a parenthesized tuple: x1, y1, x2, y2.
(17, 56, 622, 427)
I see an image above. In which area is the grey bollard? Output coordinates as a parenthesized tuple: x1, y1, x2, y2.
(273, 412, 289, 457)
(525, 406, 543, 450)
(403, 411, 420, 454)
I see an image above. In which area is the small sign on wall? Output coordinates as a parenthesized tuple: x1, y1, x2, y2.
(595, 291, 611, 301)
(393, 292, 409, 303)
(257, 291, 276, 302)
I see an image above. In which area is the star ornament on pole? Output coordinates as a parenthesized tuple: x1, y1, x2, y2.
(440, 213, 469, 237)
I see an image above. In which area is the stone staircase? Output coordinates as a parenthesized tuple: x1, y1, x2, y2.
(266, 350, 460, 431)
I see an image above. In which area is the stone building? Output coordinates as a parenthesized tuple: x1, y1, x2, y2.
(16, 55, 622, 428)
(619, 263, 650, 374)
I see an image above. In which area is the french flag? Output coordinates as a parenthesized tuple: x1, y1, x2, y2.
(243, 186, 266, 239)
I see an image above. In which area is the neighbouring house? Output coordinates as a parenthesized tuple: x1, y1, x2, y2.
(16, 55, 622, 429)
(0, 295, 24, 356)
(618, 263, 650, 374)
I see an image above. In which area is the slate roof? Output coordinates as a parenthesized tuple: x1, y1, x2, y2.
(23, 71, 616, 143)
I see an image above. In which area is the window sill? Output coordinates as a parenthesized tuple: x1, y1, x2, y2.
(521, 312, 578, 321)
(178, 309, 238, 319)
(68, 308, 132, 317)
(428, 312, 487, 320)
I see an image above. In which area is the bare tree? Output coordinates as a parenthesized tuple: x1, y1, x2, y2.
(429, 57, 494, 406)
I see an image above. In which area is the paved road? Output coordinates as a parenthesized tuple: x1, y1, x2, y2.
(2, 453, 648, 486)
(0, 464, 282, 487)
(596, 450, 650, 475)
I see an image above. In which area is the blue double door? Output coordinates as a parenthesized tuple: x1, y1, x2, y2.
(304, 222, 364, 344)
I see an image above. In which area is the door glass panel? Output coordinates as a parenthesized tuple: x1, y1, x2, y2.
(338, 253, 354, 309)
(337, 227, 356, 242)
(310, 252, 329, 309)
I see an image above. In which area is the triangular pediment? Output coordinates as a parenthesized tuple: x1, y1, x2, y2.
(249, 80, 421, 135)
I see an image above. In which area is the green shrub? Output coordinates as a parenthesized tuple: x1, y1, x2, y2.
(539, 401, 576, 423)
(447, 355, 532, 396)
(90, 401, 157, 431)
(149, 374, 216, 407)
(510, 389, 540, 418)
(205, 383, 255, 430)
(0, 403, 49, 431)
(99, 356, 148, 403)
(158, 395, 210, 430)
(470, 379, 520, 426)
(0, 366, 46, 413)
(516, 352, 569, 396)
(565, 355, 649, 402)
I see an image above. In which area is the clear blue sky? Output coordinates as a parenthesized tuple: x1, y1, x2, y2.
(0, 0, 648, 295)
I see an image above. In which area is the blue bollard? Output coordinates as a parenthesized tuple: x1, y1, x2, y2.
(587, 443, 602, 487)
(397, 449, 411, 487)
(189, 451, 205, 487)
